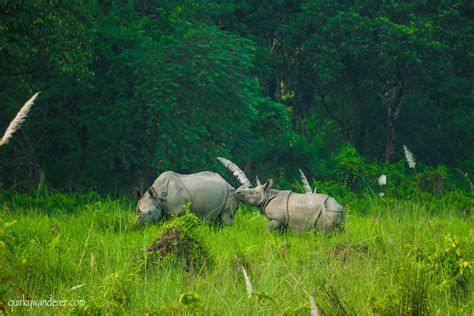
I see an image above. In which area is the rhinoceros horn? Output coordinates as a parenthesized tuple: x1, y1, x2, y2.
(217, 157, 252, 188)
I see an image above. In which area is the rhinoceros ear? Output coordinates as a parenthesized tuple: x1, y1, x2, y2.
(147, 187, 156, 198)
(256, 176, 261, 186)
(148, 187, 166, 201)
(265, 179, 274, 189)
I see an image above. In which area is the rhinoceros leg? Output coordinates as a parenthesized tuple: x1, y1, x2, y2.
(220, 210, 234, 225)
(220, 196, 239, 225)
(266, 219, 284, 232)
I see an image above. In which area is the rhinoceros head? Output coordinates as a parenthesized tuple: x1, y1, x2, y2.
(135, 187, 165, 226)
(217, 157, 274, 206)
(235, 177, 273, 206)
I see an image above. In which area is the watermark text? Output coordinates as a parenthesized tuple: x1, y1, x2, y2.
(8, 295, 85, 311)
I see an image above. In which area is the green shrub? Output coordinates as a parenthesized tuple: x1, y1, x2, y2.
(372, 234, 472, 315)
(83, 270, 138, 314)
(179, 292, 203, 313)
(0, 219, 20, 310)
(146, 210, 213, 272)
(429, 235, 472, 295)
(371, 247, 432, 315)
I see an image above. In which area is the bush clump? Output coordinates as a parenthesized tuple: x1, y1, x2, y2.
(84, 271, 138, 314)
(371, 235, 472, 314)
(147, 211, 213, 272)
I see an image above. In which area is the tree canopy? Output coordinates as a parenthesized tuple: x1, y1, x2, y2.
(0, 1, 472, 192)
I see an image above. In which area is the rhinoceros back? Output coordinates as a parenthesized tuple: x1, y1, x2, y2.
(287, 193, 325, 232)
(158, 171, 229, 220)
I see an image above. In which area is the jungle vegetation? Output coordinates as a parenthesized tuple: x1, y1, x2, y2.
(0, 1, 472, 193)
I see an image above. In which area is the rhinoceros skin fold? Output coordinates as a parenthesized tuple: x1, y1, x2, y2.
(136, 171, 239, 226)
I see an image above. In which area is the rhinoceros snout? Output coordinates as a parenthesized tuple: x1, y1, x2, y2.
(135, 214, 147, 227)
(135, 218, 142, 227)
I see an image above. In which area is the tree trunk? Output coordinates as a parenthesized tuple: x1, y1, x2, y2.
(267, 73, 278, 101)
(353, 89, 369, 155)
(378, 83, 405, 163)
(318, 93, 351, 142)
(383, 109, 396, 163)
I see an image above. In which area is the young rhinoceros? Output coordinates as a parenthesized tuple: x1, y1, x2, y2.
(136, 171, 239, 226)
(218, 158, 344, 233)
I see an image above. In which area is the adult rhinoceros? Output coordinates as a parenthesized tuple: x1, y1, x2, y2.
(217, 158, 344, 233)
(135, 171, 239, 226)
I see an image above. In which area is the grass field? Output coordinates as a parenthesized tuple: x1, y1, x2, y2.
(1, 191, 472, 315)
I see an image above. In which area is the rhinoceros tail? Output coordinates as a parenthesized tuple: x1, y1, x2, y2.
(217, 157, 252, 187)
(299, 169, 312, 193)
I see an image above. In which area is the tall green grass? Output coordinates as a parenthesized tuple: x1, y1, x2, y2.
(0, 191, 472, 314)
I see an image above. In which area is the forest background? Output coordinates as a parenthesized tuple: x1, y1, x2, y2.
(0, 1, 472, 196)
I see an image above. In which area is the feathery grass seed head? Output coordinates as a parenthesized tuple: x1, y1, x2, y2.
(241, 265, 253, 296)
(0, 92, 40, 146)
(403, 145, 416, 169)
(378, 175, 387, 186)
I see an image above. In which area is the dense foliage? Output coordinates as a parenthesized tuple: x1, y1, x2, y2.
(0, 1, 472, 192)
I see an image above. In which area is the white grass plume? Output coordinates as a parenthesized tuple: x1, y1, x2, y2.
(69, 284, 85, 291)
(309, 295, 319, 316)
(241, 266, 253, 296)
(89, 252, 95, 272)
(403, 145, 416, 169)
(217, 157, 252, 187)
(0, 92, 40, 146)
(299, 169, 312, 193)
(378, 175, 387, 186)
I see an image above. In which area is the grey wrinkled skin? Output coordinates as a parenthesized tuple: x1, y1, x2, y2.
(136, 171, 239, 226)
(235, 178, 344, 233)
